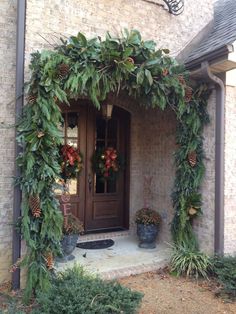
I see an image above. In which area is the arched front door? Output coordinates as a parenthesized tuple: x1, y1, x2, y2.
(59, 101, 130, 233)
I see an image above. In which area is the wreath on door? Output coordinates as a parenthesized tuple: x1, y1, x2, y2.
(59, 144, 83, 181)
(92, 147, 123, 181)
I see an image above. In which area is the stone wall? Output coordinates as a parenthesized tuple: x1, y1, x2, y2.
(0, 0, 17, 284)
(224, 85, 236, 254)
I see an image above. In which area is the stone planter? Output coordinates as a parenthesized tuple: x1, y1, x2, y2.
(56, 234, 79, 263)
(137, 223, 159, 249)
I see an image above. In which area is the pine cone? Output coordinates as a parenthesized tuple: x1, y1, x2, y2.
(37, 131, 45, 138)
(177, 75, 186, 86)
(188, 207, 197, 216)
(32, 207, 41, 218)
(185, 86, 193, 102)
(58, 63, 70, 79)
(27, 94, 37, 104)
(162, 68, 169, 76)
(29, 195, 41, 217)
(188, 151, 197, 167)
(45, 252, 54, 270)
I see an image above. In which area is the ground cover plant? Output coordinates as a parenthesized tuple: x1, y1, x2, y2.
(32, 265, 142, 314)
(212, 255, 236, 299)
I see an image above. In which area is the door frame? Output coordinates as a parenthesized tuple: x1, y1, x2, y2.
(60, 99, 131, 232)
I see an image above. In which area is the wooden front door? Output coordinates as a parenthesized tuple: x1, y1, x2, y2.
(60, 102, 130, 233)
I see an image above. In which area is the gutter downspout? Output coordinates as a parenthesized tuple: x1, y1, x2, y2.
(199, 61, 225, 255)
(12, 0, 26, 290)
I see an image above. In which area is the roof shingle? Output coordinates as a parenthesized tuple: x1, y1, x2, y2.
(185, 0, 236, 64)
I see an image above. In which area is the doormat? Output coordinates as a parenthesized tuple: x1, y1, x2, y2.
(76, 239, 114, 250)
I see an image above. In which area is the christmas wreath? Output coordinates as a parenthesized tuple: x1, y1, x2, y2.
(92, 147, 123, 181)
(59, 144, 83, 181)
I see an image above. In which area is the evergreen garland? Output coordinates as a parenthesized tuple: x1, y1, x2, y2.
(16, 30, 210, 301)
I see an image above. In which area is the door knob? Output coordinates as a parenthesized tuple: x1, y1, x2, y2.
(88, 174, 92, 192)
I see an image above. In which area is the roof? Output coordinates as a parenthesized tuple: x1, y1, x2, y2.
(185, 0, 236, 67)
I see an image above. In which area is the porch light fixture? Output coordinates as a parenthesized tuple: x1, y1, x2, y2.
(101, 103, 113, 120)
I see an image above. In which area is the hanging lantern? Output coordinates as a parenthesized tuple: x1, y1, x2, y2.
(101, 103, 113, 120)
(68, 112, 78, 129)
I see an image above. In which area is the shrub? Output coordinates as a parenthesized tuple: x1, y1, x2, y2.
(32, 265, 143, 314)
(170, 243, 212, 279)
(213, 255, 236, 299)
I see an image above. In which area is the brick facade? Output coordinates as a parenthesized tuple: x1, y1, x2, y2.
(0, 0, 17, 285)
(224, 83, 236, 254)
(24, 0, 213, 66)
(0, 0, 219, 284)
(194, 91, 216, 254)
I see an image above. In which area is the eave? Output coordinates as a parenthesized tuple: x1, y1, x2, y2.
(186, 41, 236, 78)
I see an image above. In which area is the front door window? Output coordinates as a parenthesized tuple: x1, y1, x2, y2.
(95, 117, 118, 194)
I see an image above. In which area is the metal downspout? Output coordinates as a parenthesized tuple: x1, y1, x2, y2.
(200, 61, 225, 255)
(12, 0, 26, 290)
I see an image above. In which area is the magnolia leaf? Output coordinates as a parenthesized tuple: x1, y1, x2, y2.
(143, 40, 156, 50)
(145, 69, 153, 86)
(136, 70, 144, 84)
(77, 32, 87, 47)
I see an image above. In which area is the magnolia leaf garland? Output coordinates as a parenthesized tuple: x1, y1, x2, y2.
(16, 30, 210, 301)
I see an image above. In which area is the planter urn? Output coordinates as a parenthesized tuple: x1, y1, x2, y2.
(57, 234, 79, 263)
(137, 223, 159, 249)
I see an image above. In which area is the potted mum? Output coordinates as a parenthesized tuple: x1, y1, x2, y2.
(135, 208, 161, 249)
(58, 214, 84, 262)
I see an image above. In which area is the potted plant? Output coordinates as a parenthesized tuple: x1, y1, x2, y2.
(135, 208, 161, 249)
(57, 214, 84, 262)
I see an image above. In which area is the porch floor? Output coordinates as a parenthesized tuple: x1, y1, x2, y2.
(56, 232, 171, 280)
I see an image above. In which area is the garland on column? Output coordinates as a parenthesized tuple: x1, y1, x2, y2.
(16, 30, 210, 300)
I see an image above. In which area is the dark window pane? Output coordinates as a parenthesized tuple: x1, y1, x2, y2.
(107, 119, 117, 140)
(95, 175, 105, 193)
(96, 118, 106, 139)
(96, 140, 105, 150)
(107, 141, 116, 148)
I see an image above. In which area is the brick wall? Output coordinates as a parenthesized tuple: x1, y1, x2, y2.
(0, 0, 17, 284)
(113, 92, 216, 254)
(24, 0, 214, 66)
(194, 91, 216, 254)
(112, 96, 177, 243)
(224, 85, 236, 255)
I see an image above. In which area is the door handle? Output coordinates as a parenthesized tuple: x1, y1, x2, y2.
(88, 174, 92, 192)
